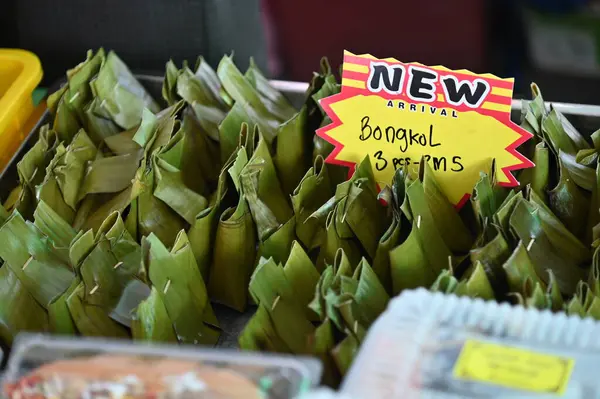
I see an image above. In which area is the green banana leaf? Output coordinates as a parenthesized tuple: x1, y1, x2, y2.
(238, 304, 291, 353)
(457, 262, 495, 300)
(313, 118, 348, 188)
(422, 161, 473, 252)
(352, 258, 389, 326)
(589, 246, 600, 296)
(162, 60, 180, 106)
(187, 157, 231, 281)
(566, 298, 585, 317)
(145, 232, 220, 345)
(77, 150, 144, 201)
(503, 241, 545, 293)
(334, 197, 356, 241)
(274, 107, 312, 196)
(318, 206, 363, 269)
(472, 171, 503, 226)
(307, 318, 341, 387)
(33, 200, 77, 263)
(331, 332, 360, 377)
(193, 56, 227, 106)
(132, 286, 178, 342)
(98, 212, 143, 279)
(243, 131, 293, 223)
(53, 129, 98, 209)
(283, 242, 321, 321)
(470, 225, 511, 267)
(546, 270, 564, 311)
(469, 226, 510, 293)
(16, 124, 58, 189)
(389, 218, 437, 295)
(136, 159, 186, 248)
(69, 226, 136, 336)
(269, 295, 315, 354)
(77, 239, 128, 310)
(309, 266, 335, 320)
(292, 156, 333, 250)
(494, 191, 523, 242)
(49, 49, 106, 142)
(321, 281, 357, 335)
(588, 162, 600, 245)
(245, 58, 296, 122)
(63, 49, 105, 110)
(390, 167, 413, 221)
(371, 216, 402, 295)
(431, 269, 459, 294)
(217, 55, 279, 141)
(0, 211, 74, 308)
(153, 154, 208, 225)
(69, 229, 96, 268)
(132, 108, 160, 150)
(180, 111, 221, 192)
(558, 150, 595, 192)
(529, 189, 591, 266)
(37, 145, 77, 224)
(208, 194, 257, 312)
(542, 108, 586, 156)
(47, 84, 67, 116)
(218, 102, 254, 163)
(333, 248, 355, 278)
(241, 167, 280, 242)
(66, 282, 129, 337)
(576, 148, 598, 167)
(90, 51, 160, 129)
(312, 73, 339, 106)
(258, 218, 296, 264)
(76, 186, 136, 233)
(509, 199, 588, 294)
(249, 257, 296, 309)
(343, 179, 389, 259)
(522, 278, 551, 310)
(406, 179, 453, 275)
(585, 295, 600, 320)
(178, 66, 228, 142)
(556, 108, 591, 152)
(520, 98, 542, 141)
(0, 265, 50, 346)
(53, 94, 81, 144)
(532, 142, 550, 200)
(82, 98, 122, 144)
(48, 278, 79, 335)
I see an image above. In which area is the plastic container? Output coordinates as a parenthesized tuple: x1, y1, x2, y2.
(0, 49, 43, 174)
(342, 289, 600, 398)
(3, 334, 321, 398)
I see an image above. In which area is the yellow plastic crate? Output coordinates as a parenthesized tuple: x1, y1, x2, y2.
(0, 49, 43, 173)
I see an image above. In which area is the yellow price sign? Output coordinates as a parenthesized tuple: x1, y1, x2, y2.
(453, 340, 575, 394)
(317, 51, 534, 207)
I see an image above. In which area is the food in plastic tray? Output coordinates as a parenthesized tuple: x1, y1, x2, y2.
(342, 289, 600, 399)
(2, 334, 321, 398)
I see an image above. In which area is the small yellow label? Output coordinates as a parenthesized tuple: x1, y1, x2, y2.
(453, 340, 575, 395)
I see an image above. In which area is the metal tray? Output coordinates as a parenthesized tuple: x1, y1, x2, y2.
(2, 76, 600, 350)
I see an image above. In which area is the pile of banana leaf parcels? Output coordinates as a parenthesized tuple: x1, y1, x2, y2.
(0, 48, 599, 385)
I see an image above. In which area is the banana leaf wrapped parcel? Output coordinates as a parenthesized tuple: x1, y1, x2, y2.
(3, 49, 600, 388)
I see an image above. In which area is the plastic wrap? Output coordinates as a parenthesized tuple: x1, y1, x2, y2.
(3, 334, 321, 398)
(342, 289, 600, 398)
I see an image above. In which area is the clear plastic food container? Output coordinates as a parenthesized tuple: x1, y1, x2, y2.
(342, 288, 600, 399)
(3, 334, 321, 398)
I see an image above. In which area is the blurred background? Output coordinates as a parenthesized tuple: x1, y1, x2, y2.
(2, 0, 600, 104)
